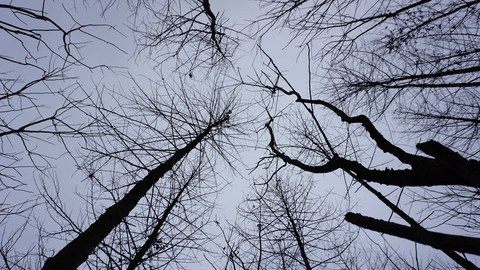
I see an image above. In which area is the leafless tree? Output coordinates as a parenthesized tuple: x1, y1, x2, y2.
(250, 0, 480, 155)
(0, 3, 123, 268)
(99, 0, 244, 71)
(218, 175, 356, 270)
(249, 53, 480, 268)
(1, 2, 243, 269)
(4, 0, 480, 269)
(40, 72, 238, 269)
(242, 1, 480, 268)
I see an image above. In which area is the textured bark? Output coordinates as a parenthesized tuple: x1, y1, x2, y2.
(417, 140, 480, 187)
(42, 116, 228, 270)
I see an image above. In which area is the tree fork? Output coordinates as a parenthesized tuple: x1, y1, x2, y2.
(126, 160, 200, 270)
(417, 140, 480, 187)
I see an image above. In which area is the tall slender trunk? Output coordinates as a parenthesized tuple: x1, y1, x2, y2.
(279, 188, 312, 270)
(42, 117, 227, 270)
(126, 164, 197, 270)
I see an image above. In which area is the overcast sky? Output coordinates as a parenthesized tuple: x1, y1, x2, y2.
(1, 0, 478, 269)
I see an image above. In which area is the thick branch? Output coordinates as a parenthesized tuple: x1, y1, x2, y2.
(345, 213, 480, 257)
(363, 81, 480, 89)
(417, 140, 480, 187)
(354, 65, 480, 89)
(200, 0, 225, 57)
(270, 85, 424, 166)
(344, 184, 479, 270)
(266, 122, 479, 187)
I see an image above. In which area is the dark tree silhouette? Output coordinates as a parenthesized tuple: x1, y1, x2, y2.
(221, 175, 355, 269)
(0, 3, 122, 268)
(38, 73, 237, 269)
(250, 0, 480, 154)
(253, 56, 480, 268)
(3, 0, 480, 269)
(126, 0, 242, 70)
(244, 1, 480, 268)
(42, 113, 230, 269)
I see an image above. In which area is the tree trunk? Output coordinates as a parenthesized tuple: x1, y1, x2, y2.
(126, 164, 197, 270)
(42, 116, 227, 270)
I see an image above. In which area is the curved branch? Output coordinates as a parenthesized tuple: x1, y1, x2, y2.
(266, 121, 480, 187)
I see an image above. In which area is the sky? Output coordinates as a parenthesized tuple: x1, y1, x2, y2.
(1, 0, 479, 269)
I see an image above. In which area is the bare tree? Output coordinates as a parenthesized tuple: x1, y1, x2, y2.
(123, 158, 209, 270)
(4, 0, 480, 269)
(0, 3, 122, 268)
(222, 174, 356, 270)
(250, 56, 480, 268)
(40, 73, 237, 269)
(111, 0, 244, 71)
(241, 1, 480, 268)
(1, 1, 245, 269)
(80, 150, 221, 270)
(256, 0, 480, 155)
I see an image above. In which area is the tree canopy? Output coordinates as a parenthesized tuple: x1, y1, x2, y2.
(1, 0, 479, 269)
